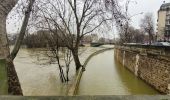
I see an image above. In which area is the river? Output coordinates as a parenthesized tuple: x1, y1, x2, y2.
(13, 46, 104, 96)
(13, 46, 159, 95)
(77, 50, 159, 95)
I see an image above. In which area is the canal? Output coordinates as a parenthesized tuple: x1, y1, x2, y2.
(77, 50, 159, 95)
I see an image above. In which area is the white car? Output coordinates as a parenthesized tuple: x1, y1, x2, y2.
(152, 42, 170, 46)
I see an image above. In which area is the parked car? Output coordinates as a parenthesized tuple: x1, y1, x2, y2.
(123, 43, 141, 45)
(151, 42, 170, 46)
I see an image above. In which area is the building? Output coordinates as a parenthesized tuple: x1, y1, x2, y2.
(157, 3, 170, 41)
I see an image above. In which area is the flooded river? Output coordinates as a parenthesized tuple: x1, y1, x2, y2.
(77, 50, 159, 95)
(14, 48, 77, 95)
(13, 46, 103, 96)
(13, 46, 159, 95)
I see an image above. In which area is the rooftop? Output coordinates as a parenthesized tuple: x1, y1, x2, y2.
(160, 3, 170, 11)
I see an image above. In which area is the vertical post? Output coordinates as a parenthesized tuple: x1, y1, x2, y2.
(122, 51, 126, 67)
(134, 54, 139, 76)
(168, 84, 170, 95)
(0, 59, 8, 95)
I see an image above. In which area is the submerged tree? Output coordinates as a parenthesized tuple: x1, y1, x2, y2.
(34, 0, 121, 71)
(42, 31, 72, 82)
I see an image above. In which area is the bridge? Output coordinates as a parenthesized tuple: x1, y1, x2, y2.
(90, 42, 114, 47)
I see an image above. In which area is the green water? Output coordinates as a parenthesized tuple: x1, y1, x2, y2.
(77, 50, 159, 95)
(0, 59, 8, 95)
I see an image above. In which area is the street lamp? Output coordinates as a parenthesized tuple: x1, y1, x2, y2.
(127, 12, 144, 20)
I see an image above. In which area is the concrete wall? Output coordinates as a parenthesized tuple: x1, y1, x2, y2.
(115, 45, 170, 94)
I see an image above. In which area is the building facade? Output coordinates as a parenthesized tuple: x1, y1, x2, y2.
(157, 3, 170, 41)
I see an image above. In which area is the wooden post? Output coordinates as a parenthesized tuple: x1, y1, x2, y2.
(0, 59, 8, 95)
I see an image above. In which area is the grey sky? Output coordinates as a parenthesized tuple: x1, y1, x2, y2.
(7, 0, 170, 35)
(129, 0, 169, 29)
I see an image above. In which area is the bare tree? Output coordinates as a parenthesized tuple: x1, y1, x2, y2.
(118, 0, 131, 43)
(11, 0, 35, 60)
(140, 13, 155, 44)
(0, 0, 24, 95)
(126, 26, 145, 43)
(41, 31, 72, 82)
(0, 0, 35, 95)
(35, 0, 121, 71)
(116, 0, 143, 44)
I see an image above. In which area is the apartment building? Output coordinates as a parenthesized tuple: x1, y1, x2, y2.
(157, 3, 170, 41)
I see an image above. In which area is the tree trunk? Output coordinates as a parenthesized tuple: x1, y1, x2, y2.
(148, 30, 153, 45)
(0, 15, 23, 95)
(6, 59, 23, 95)
(0, 0, 22, 95)
(72, 49, 82, 71)
(11, 0, 35, 60)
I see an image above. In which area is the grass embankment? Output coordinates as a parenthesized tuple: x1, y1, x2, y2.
(0, 59, 8, 95)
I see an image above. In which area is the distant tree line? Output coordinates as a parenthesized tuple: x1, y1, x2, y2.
(9, 30, 70, 48)
(9, 32, 115, 47)
(116, 12, 156, 44)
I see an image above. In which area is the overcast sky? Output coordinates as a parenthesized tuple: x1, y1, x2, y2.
(7, 0, 170, 35)
(129, 0, 169, 29)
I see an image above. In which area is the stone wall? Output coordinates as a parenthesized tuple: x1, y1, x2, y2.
(0, 59, 8, 95)
(115, 45, 170, 94)
(0, 95, 169, 100)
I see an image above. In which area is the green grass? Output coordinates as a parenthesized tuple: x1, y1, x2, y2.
(0, 59, 8, 95)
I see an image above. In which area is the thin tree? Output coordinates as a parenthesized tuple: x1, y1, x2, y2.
(35, 0, 121, 71)
(140, 13, 155, 44)
(11, 0, 35, 60)
(116, 0, 143, 44)
(41, 30, 72, 82)
(0, 0, 35, 95)
(0, 0, 23, 95)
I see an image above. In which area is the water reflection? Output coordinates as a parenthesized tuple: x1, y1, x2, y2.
(77, 50, 159, 95)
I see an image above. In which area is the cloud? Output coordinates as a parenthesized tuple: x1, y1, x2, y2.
(129, 0, 168, 29)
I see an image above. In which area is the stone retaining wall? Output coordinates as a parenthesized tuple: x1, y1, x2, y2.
(115, 45, 170, 94)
